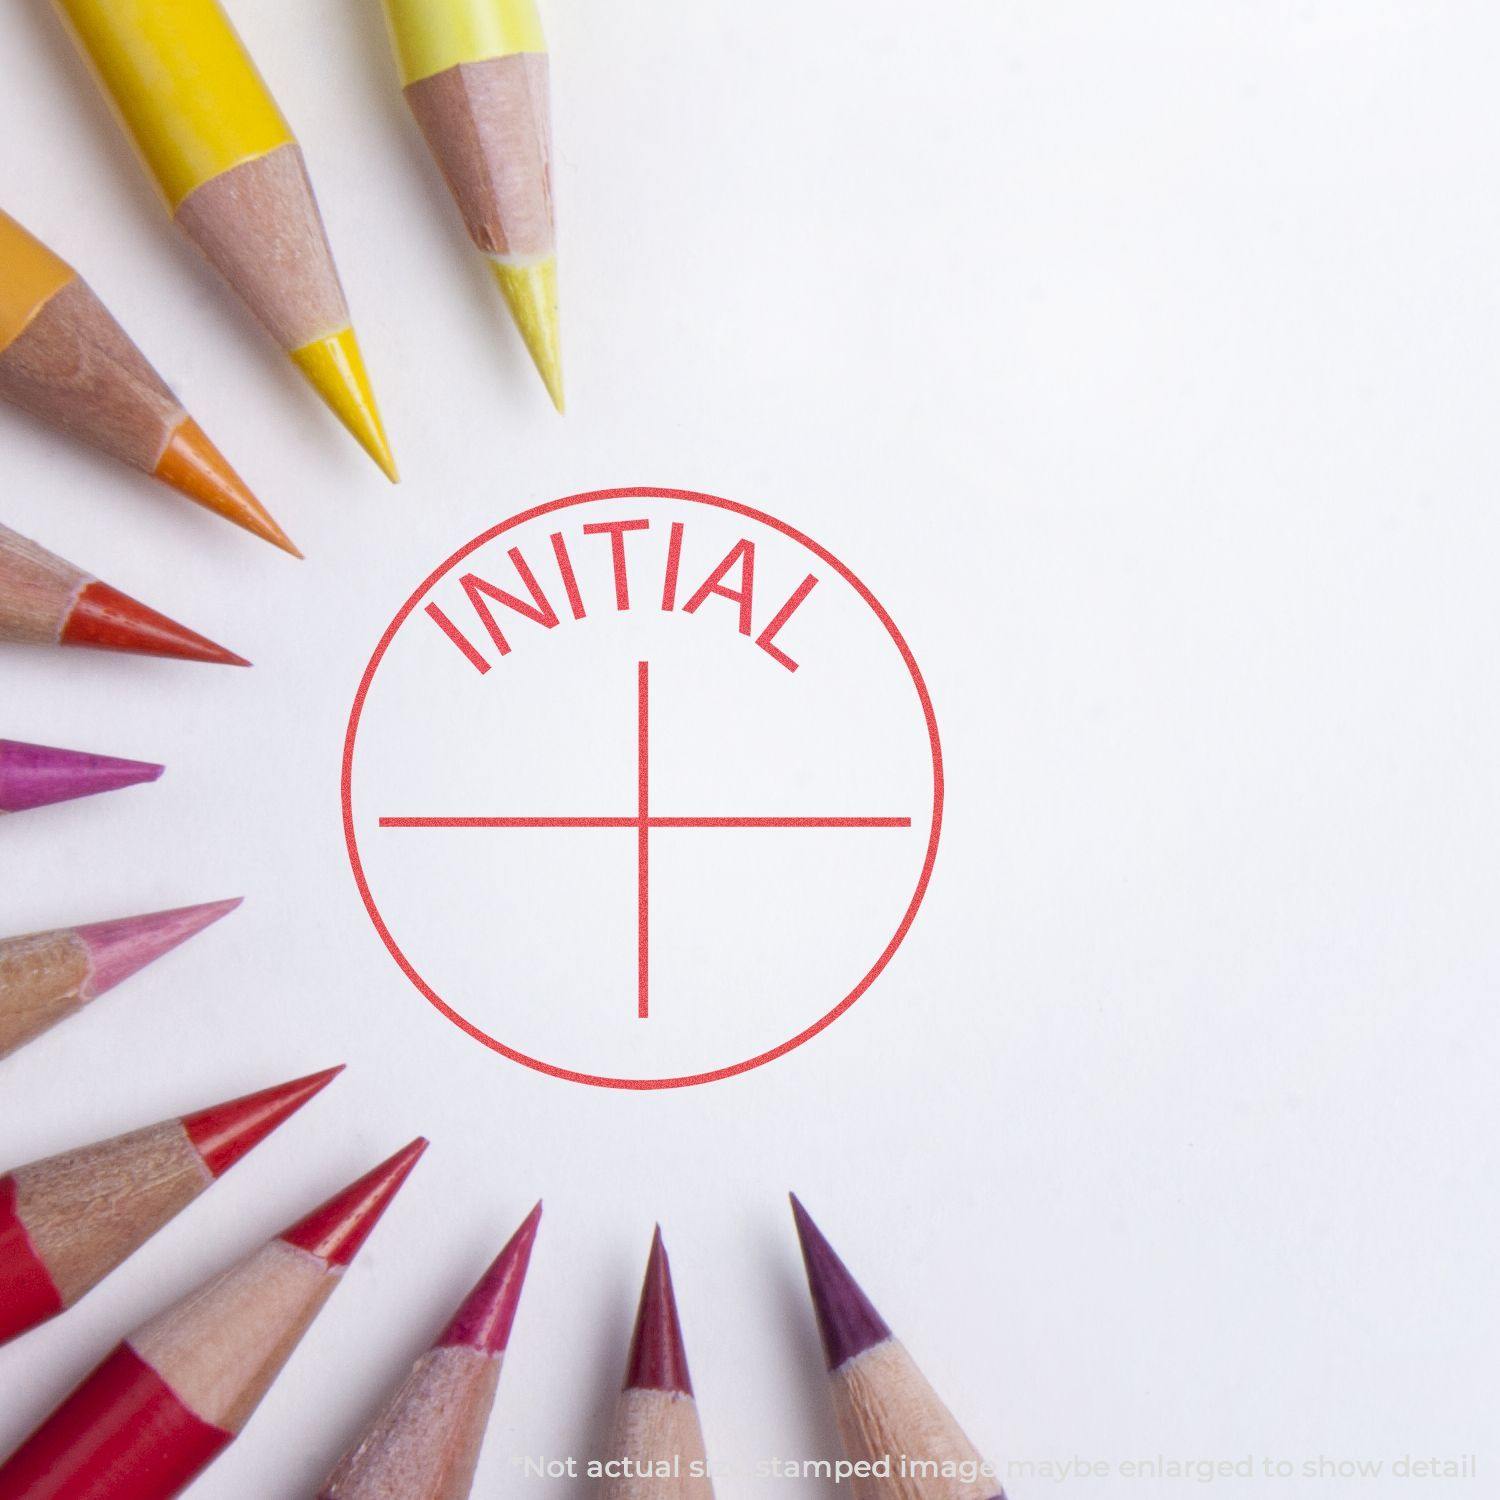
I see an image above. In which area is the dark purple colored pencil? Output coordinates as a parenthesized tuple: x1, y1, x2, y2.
(791, 1195, 1005, 1498)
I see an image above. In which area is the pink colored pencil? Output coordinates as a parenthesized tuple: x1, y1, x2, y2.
(791, 1196, 1005, 1500)
(318, 1201, 542, 1499)
(0, 898, 240, 1061)
(0, 737, 162, 814)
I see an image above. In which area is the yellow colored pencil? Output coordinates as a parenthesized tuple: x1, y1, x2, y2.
(381, 0, 562, 411)
(52, 0, 398, 479)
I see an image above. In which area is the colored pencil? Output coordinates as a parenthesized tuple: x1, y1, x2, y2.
(52, 0, 398, 479)
(0, 898, 241, 1062)
(0, 1139, 426, 1500)
(0, 209, 297, 554)
(0, 738, 162, 815)
(0, 520, 248, 665)
(381, 0, 562, 411)
(318, 1201, 542, 1499)
(602, 1227, 714, 1499)
(791, 1196, 1004, 1500)
(0, 1065, 342, 1346)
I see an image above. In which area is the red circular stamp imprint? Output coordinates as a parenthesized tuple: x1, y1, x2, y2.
(342, 487, 943, 1089)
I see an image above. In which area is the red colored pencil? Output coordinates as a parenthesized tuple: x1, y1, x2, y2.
(0, 1066, 341, 1346)
(0, 899, 241, 1061)
(318, 1201, 542, 1499)
(791, 1196, 1004, 1500)
(0, 520, 247, 664)
(0, 738, 162, 814)
(602, 1227, 714, 1499)
(0, 1139, 427, 1500)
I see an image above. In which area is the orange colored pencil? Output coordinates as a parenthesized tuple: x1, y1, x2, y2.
(0, 209, 296, 554)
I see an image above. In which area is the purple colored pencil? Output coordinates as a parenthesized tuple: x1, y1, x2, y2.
(791, 1195, 1006, 1499)
(0, 739, 162, 814)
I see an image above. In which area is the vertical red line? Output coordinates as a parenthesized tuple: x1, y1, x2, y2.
(637, 660, 650, 1018)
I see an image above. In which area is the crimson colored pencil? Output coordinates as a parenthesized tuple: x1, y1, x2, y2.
(0, 898, 241, 1062)
(0, 1065, 341, 1346)
(790, 1196, 1005, 1500)
(318, 1201, 542, 1499)
(0, 520, 247, 665)
(0, 738, 162, 814)
(602, 1227, 714, 1499)
(0, 1139, 428, 1500)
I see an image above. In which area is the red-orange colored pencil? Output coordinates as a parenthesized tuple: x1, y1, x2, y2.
(791, 1196, 1005, 1500)
(602, 1227, 715, 1499)
(0, 1066, 341, 1346)
(0, 899, 241, 1062)
(0, 520, 247, 665)
(0, 1139, 428, 1500)
(318, 1201, 542, 1499)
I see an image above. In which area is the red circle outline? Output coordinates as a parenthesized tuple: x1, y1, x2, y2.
(341, 487, 943, 1090)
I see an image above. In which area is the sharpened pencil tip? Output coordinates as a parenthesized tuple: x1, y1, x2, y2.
(75, 898, 243, 998)
(490, 258, 563, 412)
(0, 740, 163, 813)
(790, 1195, 894, 1371)
(155, 419, 301, 556)
(623, 1225, 694, 1396)
(281, 1137, 428, 1267)
(182, 1065, 345, 1177)
(290, 326, 398, 481)
(439, 1201, 543, 1355)
(63, 581, 248, 666)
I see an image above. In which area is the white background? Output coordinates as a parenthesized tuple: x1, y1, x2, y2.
(0, 1, 1496, 1495)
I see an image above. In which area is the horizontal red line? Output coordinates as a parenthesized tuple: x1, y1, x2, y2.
(379, 816, 912, 829)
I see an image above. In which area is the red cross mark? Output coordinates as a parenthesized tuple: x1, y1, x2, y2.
(380, 661, 912, 1019)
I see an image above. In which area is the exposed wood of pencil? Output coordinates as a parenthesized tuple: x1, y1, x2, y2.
(0, 1140, 427, 1499)
(0, 521, 248, 664)
(791, 1196, 1004, 1500)
(174, 144, 347, 354)
(318, 1201, 541, 1500)
(0, 899, 241, 1061)
(0, 1068, 339, 1346)
(404, 55, 555, 261)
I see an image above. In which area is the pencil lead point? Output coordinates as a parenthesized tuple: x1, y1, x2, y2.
(624, 1226, 694, 1396)
(63, 581, 248, 665)
(0, 740, 162, 813)
(76, 898, 242, 997)
(281, 1138, 427, 1267)
(439, 1201, 543, 1355)
(155, 419, 301, 555)
(290, 326, 398, 481)
(790, 1196, 893, 1371)
(183, 1066, 344, 1177)
(490, 258, 563, 411)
